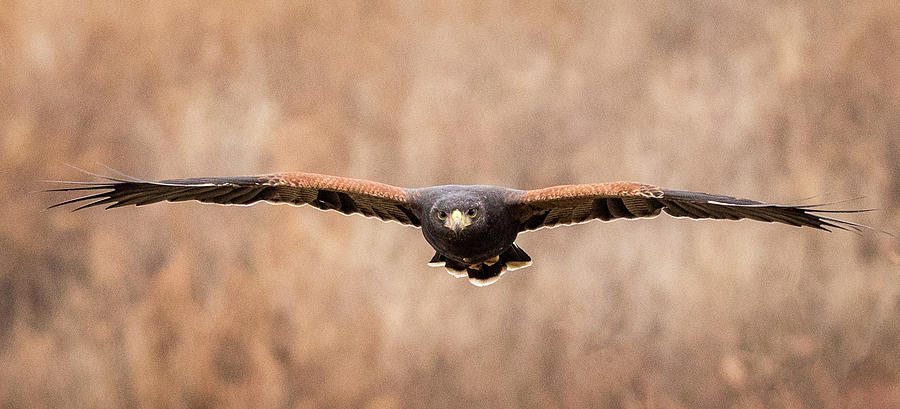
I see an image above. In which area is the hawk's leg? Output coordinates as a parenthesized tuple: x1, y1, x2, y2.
(428, 253, 467, 278)
(499, 243, 532, 271)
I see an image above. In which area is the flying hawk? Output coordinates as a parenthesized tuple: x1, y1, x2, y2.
(48, 170, 868, 286)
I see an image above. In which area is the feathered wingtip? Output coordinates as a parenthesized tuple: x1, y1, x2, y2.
(784, 200, 890, 237)
(42, 164, 143, 211)
(661, 189, 886, 236)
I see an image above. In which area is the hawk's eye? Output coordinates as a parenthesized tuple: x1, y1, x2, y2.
(437, 211, 448, 220)
(466, 208, 477, 218)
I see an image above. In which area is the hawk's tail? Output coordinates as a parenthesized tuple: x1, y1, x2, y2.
(429, 243, 532, 287)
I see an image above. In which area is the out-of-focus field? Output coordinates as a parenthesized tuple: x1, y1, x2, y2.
(2, 1, 899, 408)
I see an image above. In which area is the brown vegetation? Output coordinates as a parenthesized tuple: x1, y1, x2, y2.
(1, 1, 898, 407)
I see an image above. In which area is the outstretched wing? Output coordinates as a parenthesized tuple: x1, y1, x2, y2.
(510, 182, 868, 233)
(48, 171, 422, 226)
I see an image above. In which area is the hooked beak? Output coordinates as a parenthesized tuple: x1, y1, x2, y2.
(444, 209, 472, 232)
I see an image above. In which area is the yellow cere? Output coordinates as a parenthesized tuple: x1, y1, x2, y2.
(445, 209, 473, 230)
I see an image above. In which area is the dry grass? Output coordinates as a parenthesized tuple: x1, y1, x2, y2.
(1, 1, 899, 408)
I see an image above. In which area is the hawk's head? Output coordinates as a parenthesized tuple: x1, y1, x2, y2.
(435, 206, 480, 233)
(427, 190, 502, 238)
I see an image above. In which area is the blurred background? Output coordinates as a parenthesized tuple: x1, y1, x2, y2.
(2, 1, 899, 408)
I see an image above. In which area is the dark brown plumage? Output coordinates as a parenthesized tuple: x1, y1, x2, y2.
(48, 170, 870, 286)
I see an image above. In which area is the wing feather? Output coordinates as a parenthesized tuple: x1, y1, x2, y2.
(48, 171, 422, 227)
(513, 182, 870, 233)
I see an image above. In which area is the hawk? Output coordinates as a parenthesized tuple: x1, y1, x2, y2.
(48, 170, 868, 286)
